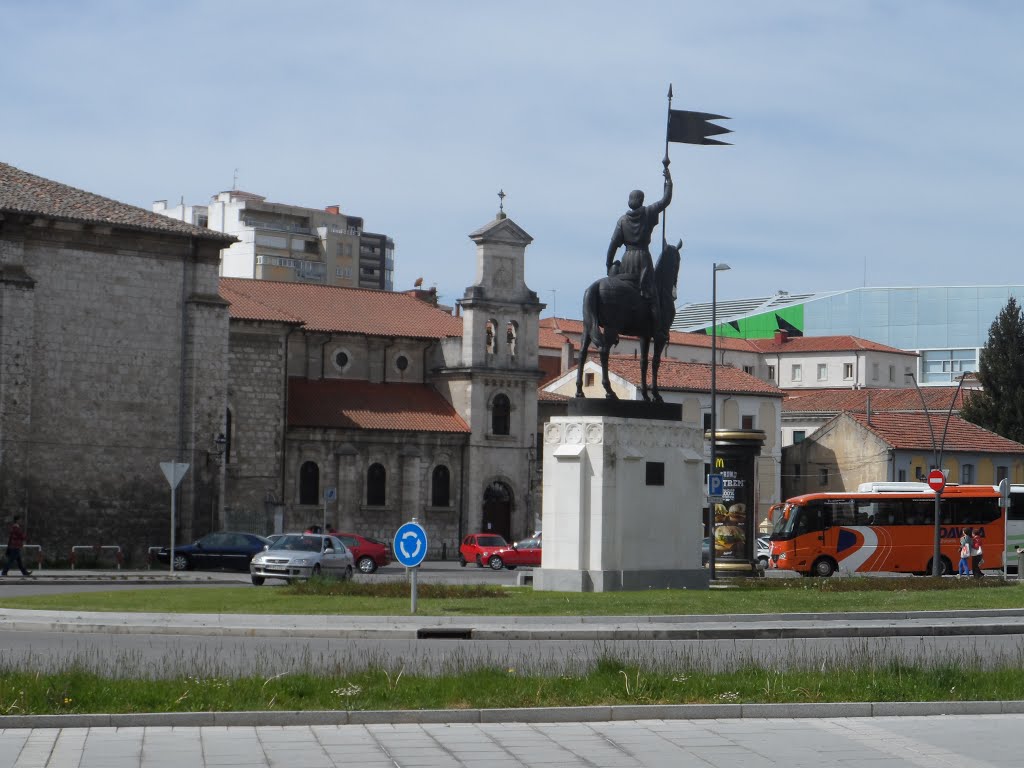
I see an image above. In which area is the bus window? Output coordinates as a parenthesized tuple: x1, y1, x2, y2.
(952, 497, 999, 525)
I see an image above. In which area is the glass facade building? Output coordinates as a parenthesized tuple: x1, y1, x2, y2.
(675, 286, 1024, 385)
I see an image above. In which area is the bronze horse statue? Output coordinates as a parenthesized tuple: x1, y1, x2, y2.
(575, 240, 681, 402)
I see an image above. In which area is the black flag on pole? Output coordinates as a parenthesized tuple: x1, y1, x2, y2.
(667, 109, 731, 145)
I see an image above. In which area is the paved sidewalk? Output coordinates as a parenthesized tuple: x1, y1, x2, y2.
(2, 714, 1023, 767)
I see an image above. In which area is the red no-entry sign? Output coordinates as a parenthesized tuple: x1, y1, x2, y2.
(927, 469, 946, 493)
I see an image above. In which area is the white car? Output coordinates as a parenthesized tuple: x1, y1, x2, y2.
(250, 533, 354, 586)
(756, 536, 771, 569)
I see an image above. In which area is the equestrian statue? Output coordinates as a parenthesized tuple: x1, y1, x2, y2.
(576, 165, 680, 402)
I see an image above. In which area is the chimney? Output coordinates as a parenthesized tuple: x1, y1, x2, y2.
(774, 330, 789, 344)
(324, 205, 340, 215)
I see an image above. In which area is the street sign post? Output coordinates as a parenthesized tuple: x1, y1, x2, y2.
(323, 486, 337, 532)
(999, 478, 1011, 581)
(927, 469, 946, 576)
(394, 520, 428, 613)
(159, 462, 190, 578)
(708, 473, 724, 501)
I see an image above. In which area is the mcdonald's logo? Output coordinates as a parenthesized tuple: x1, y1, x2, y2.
(715, 457, 725, 468)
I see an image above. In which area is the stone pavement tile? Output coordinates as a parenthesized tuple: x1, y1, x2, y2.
(46, 729, 89, 767)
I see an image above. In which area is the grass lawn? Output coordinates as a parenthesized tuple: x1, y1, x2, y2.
(3, 660, 1023, 715)
(0, 577, 1021, 616)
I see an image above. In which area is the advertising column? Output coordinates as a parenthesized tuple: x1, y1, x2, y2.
(706, 429, 765, 574)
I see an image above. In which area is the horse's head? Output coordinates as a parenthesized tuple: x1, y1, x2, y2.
(654, 239, 682, 288)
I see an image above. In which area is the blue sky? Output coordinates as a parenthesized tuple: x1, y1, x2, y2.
(3, 1, 1021, 315)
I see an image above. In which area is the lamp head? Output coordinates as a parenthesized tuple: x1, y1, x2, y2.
(714, 263, 731, 272)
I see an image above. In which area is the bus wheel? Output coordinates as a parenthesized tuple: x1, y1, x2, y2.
(926, 556, 953, 576)
(811, 558, 836, 578)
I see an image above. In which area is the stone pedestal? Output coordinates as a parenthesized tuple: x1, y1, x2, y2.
(533, 414, 708, 592)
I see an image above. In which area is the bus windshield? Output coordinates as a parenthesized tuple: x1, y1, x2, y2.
(772, 505, 800, 537)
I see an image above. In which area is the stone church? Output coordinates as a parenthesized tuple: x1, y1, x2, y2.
(0, 161, 543, 562)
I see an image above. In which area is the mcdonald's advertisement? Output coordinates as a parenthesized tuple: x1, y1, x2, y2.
(711, 455, 754, 562)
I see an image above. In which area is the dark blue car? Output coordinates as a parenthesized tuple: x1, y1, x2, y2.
(157, 531, 270, 572)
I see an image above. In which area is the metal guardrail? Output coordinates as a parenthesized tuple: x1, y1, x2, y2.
(0, 544, 44, 571)
(70, 545, 123, 569)
(145, 546, 164, 569)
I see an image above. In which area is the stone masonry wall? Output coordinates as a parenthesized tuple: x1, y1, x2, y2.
(0, 221, 226, 565)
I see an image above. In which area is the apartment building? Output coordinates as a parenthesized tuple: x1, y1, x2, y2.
(154, 191, 394, 291)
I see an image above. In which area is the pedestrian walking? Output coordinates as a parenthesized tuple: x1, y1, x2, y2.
(2, 515, 32, 577)
(970, 528, 984, 579)
(958, 528, 972, 577)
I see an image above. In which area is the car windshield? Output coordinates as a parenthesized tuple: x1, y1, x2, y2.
(269, 535, 323, 552)
(478, 535, 506, 547)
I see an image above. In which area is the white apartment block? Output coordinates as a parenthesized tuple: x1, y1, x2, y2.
(154, 191, 394, 291)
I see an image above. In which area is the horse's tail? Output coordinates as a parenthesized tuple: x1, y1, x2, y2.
(582, 281, 606, 351)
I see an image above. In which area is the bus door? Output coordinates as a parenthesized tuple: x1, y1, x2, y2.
(792, 502, 833, 572)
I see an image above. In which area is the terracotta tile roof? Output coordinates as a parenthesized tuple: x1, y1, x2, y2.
(846, 412, 1024, 454)
(0, 162, 234, 242)
(602, 357, 784, 397)
(538, 324, 577, 350)
(220, 277, 464, 338)
(288, 379, 470, 433)
(783, 387, 967, 413)
(538, 317, 754, 352)
(748, 334, 916, 355)
(538, 388, 571, 402)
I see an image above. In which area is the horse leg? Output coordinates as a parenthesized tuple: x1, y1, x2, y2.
(600, 345, 617, 399)
(575, 332, 590, 398)
(639, 336, 650, 402)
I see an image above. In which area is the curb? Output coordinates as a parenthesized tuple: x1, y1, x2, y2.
(2, 700, 1022, 730)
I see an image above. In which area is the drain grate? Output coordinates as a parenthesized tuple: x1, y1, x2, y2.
(416, 627, 473, 640)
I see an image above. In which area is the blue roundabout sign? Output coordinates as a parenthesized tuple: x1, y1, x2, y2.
(393, 522, 428, 568)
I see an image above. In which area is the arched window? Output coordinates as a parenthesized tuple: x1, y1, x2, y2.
(432, 465, 451, 507)
(367, 463, 386, 506)
(485, 319, 497, 354)
(506, 321, 518, 357)
(492, 394, 511, 436)
(299, 461, 319, 505)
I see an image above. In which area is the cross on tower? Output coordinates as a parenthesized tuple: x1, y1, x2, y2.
(497, 189, 506, 213)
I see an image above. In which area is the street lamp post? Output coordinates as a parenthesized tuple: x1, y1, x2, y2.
(708, 262, 730, 581)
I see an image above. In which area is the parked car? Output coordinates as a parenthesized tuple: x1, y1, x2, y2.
(756, 536, 771, 569)
(702, 537, 710, 566)
(249, 533, 354, 586)
(485, 535, 542, 570)
(335, 532, 391, 574)
(459, 533, 509, 567)
(156, 531, 270, 572)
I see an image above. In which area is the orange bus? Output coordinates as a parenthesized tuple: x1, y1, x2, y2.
(769, 484, 1004, 577)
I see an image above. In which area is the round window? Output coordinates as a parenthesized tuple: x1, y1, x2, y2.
(335, 351, 349, 369)
(396, 355, 409, 371)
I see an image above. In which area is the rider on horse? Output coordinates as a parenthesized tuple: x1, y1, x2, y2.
(605, 165, 673, 342)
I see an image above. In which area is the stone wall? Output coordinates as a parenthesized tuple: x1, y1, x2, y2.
(0, 219, 227, 564)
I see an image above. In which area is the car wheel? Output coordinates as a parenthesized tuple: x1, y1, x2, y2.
(757, 557, 769, 569)
(345, 565, 354, 581)
(357, 556, 377, 574)
(251, 576, 265, 586)
(475, 555, 483, 568)
(488, 555, 504, 570)
(312, 564, 321, 578)
(173, 554, 190, 571)
(459, 556, 467, 568)
(811, 557, 836, 578)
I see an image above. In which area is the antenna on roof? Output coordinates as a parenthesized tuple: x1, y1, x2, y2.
(233, 168, 239, 190)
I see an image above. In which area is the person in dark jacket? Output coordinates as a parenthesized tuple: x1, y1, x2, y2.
(2, 515, 32, 576)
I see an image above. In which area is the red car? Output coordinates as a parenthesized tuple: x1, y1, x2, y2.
(307, 530, 390, 574)
(484, 535, 542, 570)
(459, 533, 508, 568)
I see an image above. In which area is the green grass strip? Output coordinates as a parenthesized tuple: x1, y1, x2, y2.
(0, 577, 1020, 616)
(0, 661, 1020, 715)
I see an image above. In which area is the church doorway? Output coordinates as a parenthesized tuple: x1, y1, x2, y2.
(482, 480, 513, 541)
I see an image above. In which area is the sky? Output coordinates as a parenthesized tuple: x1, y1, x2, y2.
(3, 1, 1021, 316)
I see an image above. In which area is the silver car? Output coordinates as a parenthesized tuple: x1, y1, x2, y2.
(250, 533, 354, 586)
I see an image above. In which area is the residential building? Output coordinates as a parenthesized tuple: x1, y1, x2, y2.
(783, 412, 1024, 498)
(154, 191, 394, 291)
(673, 286, 1024, 385)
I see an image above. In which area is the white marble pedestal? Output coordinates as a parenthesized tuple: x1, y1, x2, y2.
(533, 414, 709, 592)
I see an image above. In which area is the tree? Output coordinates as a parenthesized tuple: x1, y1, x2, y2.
(960, 296, 1024, 443)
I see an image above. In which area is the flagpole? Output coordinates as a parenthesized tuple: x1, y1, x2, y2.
(661, 83, 672, 249)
